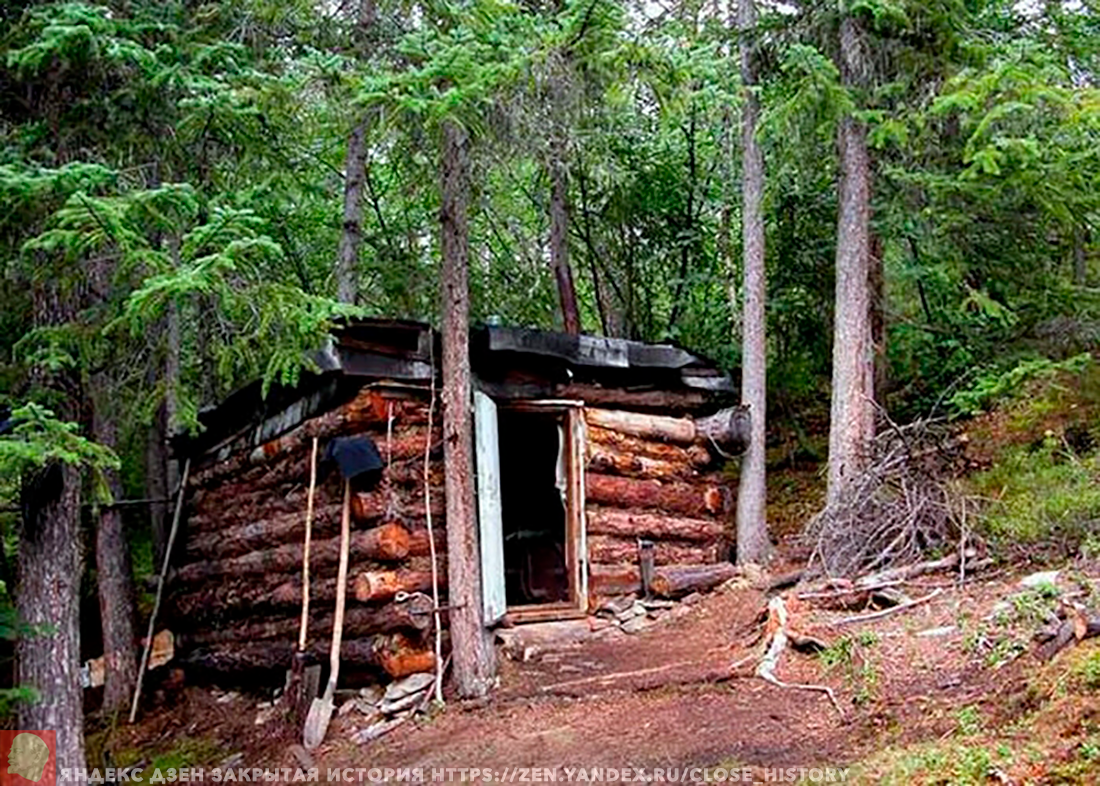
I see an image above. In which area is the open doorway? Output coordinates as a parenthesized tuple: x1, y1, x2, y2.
(497, 409, 569, 606)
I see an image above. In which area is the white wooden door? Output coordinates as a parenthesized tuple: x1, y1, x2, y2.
(473, 391, 507, 624)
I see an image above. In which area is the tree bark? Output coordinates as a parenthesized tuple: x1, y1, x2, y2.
(334, 0, 379, 304)
(439, 118, 494, 698)
(549, 158, 581, 334)
(826, 11, 876, 507)
(92, 399, 139, 715)
(586, 535, 719, 566)
(184, 633, 434, 677)
(585, 409, 697, 444)
(735, 0, 769, 565)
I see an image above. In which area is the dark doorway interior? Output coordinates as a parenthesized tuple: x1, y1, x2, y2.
(498, 409, 569, 606)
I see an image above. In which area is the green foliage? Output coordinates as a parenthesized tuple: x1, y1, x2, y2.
(971, 439, 1100, 553)
(949, 354, 1093, 417)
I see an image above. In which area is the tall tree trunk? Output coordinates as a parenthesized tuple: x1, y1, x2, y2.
(335, 0, 379, 305)
(439, 119, 495, 698)
(336, 123, 368, 304)
(549, 157, 581, 335)
(735, 0, 769, 564)
(17, 285, 84, 773)
(826, 12, 876, 507)
(92, 397, 139, 715)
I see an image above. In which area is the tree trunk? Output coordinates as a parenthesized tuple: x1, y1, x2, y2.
(650, 563, 738, 598)
(585, 474, 727, 519)
(439, 118, 494, 698)
(92, 400, 139, 715)
(17, 463, 84, 771)
(826, 11, 876, 508)
(336, 122, 368, 304)
(549, 158, 580, 334)
(735, 0, 769, 564)
(335, 0, 379, 304)
(16, 279, 85, 772)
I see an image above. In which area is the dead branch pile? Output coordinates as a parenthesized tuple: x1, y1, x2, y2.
(806, 417, 976, 577)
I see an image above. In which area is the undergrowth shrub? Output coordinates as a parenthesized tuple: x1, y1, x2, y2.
(970, 434, 1100, 554)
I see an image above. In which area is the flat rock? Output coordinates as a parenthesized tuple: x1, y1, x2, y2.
(384, 672, 434, 702)
(1019, 571, 1060, 589)
(620, 616, 647, 634)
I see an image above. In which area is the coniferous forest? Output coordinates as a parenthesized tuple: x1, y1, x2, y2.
(2, 0, 1100, 780)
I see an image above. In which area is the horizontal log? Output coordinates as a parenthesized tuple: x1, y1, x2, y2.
(695, 406, 750, 454)
(650, 563, 738, 598)
(354, 570, 443, 602)
(190, 390, 431, 488)
(408, 527, 447, 557)
(586, 474, 728, 518)
(558, 384, 710, 413)
(183, 594, 434, 646)
(586, 535, 720, 566)
(589, 564, 642, 597)
(182, 632, 435, 677)
(352, 490, 443, 525)
(185, 503, 342, 561)
(173, 522, 409, 585)
(585, 507, 726, 543)
(587, 447, 699, 481)
(587, 427, 712, 467)
(585, 409, 696, 445)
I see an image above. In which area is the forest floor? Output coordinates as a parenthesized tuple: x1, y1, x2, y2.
(108, 541, 1100, 784)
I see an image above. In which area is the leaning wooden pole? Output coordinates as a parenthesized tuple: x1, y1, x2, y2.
(129, 457, 191, 723)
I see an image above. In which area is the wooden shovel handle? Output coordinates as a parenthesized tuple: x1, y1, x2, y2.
(328, 479, 352, 689)
(298, 437, 319, 651)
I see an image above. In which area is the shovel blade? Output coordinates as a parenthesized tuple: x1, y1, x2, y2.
(302, 696, 334, 750)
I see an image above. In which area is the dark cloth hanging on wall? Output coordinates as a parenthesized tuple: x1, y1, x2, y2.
(323, 435, 384, 488)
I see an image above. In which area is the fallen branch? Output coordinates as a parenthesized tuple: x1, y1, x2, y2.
(1035, 611, 1100, 662)
(835, 588, 944, 626)
(753, 597, 843, 719)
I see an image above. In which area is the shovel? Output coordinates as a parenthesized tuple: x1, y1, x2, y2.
(287, 437, 319, 722)
(303, 477, 351, 750)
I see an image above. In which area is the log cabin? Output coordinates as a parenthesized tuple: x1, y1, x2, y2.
(167, 318, 747, 684)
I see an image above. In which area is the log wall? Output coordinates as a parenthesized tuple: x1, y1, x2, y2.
(583, 408, 735, 599)
(169, 393, 736, 680)
(169, 387, 446, 679)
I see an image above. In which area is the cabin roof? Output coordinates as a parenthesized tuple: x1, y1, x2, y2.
(176, 318, 735, 459)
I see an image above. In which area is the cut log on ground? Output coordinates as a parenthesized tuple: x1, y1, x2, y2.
(174, 522, 410, 584)
(651, 564, 739, 598)
(586, 473, 728, 518)
(1035, 613, 1100, 661)
(586, 507, 725, 543)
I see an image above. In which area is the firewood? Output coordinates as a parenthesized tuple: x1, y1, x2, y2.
(586, 507, 725, 543)
(1035, 614, 1100, 661)
(588, 564, 642, 596)
(174, 522, 410, 584)
(586, 474, 728, 518)
(586, 535, 720, 566)
(650, 563, 739, 598)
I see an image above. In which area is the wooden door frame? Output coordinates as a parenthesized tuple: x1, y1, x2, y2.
(496, 400, 587, 623)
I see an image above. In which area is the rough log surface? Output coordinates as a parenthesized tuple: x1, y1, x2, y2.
(587, 448, 700, 481)
(354, 570, 442, 602)
(586, 473, 727, 518)
(174, 522, 410, 584)
(586, 535, 720, 566)
(589, 564, 642, 596)
(587, 426, 711, 466)
(586, 507, 725, 543)
(183, 633, 435, 677)
(183, 595, 434, 645)
(650, 564, 738, 598)
(585, 409, 696, 445)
